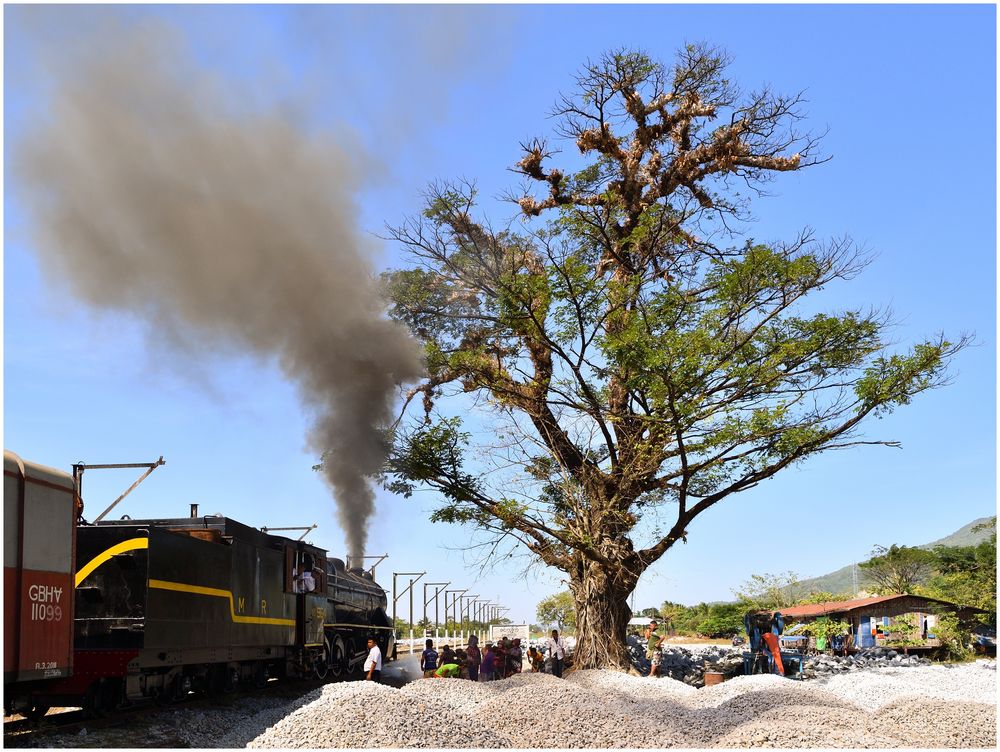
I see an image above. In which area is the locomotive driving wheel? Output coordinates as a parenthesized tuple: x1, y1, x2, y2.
(313, 639, 332, 680)
(328, 636, 347, 680)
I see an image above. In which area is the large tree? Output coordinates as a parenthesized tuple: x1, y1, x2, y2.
(381, 47, 966, 669)
(923, 518, 997, 613)
(859, 544, 935, 595)
(536, 590, 577, 632)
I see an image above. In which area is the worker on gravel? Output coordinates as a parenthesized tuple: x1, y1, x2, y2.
(645, 621, 665, 678)
(438, 644, 456, 668)
(480, 643, 496, 681)
(434, 661, 462, 678)
(466, 635, 482, 681)
(761, 631, 785, 676)
(420, 638, 439, 678)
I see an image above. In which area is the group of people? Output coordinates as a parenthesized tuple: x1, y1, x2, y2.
(421, 629, 569, 681)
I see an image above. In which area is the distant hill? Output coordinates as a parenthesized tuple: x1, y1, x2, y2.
(795, 517, 995, 597)
(919, 517, 996, 550)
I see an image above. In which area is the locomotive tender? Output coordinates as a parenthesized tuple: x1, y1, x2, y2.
(3, 450, 394, 717)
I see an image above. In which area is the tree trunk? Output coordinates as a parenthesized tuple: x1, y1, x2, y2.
(568, 559, 636, 670)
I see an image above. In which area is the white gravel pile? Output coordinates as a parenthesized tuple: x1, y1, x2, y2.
(469, 672, 692, 748)
(399, 673, 504, 713)
(811, 660, 997, 709)
(246, 662, 996, 748)
(567, 666, 698, 701)
(247, 681, 512, 748)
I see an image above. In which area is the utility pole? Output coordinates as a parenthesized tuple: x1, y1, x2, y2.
(422, 581, 449, 632)
(461, 594, 479, 627)
(392, 571, 425, 655)
(444, 589, 467, 635)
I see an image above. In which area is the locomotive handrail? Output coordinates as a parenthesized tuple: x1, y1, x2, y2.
(76, 457, 166, 523)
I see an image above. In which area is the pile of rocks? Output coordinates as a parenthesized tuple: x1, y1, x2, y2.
(246, 681, 513, 748)
(800, 647, 931, 678)
(12, 660, 995, 747)
(628, 639, 938, 686)
(626, 639, 747, 686)
(244, 662, 996, 748)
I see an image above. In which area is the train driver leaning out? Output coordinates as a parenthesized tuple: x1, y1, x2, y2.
(294, 554, 317, 593)
(298, 568, 316, 593)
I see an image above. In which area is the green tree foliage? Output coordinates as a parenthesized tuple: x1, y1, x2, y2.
(694, 603, 745, 637)
(922, 518, 996, 615)
(658, 600, 691, 633)
(733, 571, 803, 610)
(381, 46, 967, 670)
(536, 590, 577, 631)
(637, 606, 662, 619)
(803, 617, 852, 643)
(930, 612, 974, 662)
(859, 544, 935, 594)
(659, 600, 743, 637)
(795, 591, 854, 605)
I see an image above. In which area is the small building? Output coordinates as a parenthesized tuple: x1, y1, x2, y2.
(628, 616, 656, 628)
(780, 594, 985, 650)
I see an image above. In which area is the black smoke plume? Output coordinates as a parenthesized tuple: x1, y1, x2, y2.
(11, 21, 425, 560)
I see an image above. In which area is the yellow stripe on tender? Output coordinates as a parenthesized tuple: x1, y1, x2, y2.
(75, 537, 149, 586)
(148, 578, 295, 627)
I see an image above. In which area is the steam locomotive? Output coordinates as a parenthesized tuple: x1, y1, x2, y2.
(3, 450, 394, 718)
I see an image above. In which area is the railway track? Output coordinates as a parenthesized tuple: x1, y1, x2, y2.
(2, 662, 410, 748)
(2, 677, 325, 747)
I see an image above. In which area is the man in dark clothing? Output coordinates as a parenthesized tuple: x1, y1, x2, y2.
(466, 635, 482, 681)
(480, 643, 496, 681)
(420, 638, 439, 678)
(438, 644, 456, 668)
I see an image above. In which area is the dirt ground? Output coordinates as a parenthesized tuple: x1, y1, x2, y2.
(661, 636, 732, 645)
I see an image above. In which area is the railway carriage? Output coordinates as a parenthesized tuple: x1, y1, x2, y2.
(3, 451, 78, 717)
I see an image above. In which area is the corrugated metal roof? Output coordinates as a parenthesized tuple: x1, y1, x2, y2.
(780, 594, 913, 618)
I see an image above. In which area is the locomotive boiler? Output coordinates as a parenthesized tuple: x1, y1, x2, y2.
(3, 450, 394, 718)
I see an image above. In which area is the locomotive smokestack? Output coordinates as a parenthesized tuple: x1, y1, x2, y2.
(190, 503, 199, 519)
(11, 17, 424, 561)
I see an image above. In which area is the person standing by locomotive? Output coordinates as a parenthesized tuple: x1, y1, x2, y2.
(420, 638, 439, 678)
(465, 634, 482, 681)
(364, 637, 382, 682)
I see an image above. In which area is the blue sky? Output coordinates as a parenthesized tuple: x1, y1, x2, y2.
(4, 4, 996, 624)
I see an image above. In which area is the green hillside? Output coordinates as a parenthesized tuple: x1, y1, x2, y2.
(919, 517, 995, 550)
(795, 517, 995, 597)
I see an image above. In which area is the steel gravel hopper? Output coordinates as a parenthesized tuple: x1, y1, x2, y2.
(742, 610, 807, 678)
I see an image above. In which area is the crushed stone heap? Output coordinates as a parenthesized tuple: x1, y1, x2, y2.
(247, 660, 996, 748)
